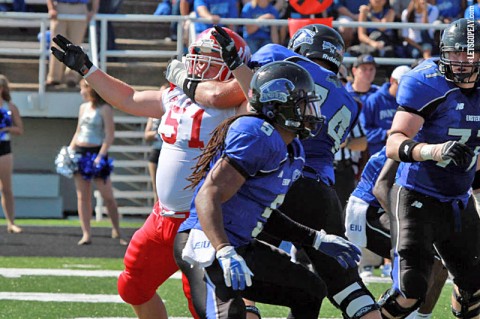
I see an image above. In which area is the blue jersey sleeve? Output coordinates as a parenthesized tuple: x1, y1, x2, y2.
(396, 61, 445, 113)
(224, 117, 286, 176)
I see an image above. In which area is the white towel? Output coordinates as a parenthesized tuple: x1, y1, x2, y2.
(182, 229, 216, 268)
(344, 195, 369, 247)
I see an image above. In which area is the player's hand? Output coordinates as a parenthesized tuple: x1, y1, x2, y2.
(313, 230, 361, 269)
(165, 58, 187, 87)
(216, 245, 253, 290)
(51, 34, 93, 76)
(211, 25, 243, 71)
(440, 141, 474, 167)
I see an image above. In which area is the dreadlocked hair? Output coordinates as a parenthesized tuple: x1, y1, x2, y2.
(187, 113, 269, 189)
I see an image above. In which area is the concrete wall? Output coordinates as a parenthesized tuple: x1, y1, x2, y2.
(11, 118, 80, 212)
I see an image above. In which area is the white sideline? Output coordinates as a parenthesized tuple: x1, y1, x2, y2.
(0, 267, 393, 282)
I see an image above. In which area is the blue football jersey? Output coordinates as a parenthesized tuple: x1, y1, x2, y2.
(250, 44, 359, 186)
(361, 82, 398, 155)
(352, 147, 388, 207)
(179, 116, 305, 247)
(396, 58, 480, 201)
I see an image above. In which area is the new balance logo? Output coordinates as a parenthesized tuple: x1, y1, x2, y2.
(411, 201, 423, 208)
(456, 103, 464, 110)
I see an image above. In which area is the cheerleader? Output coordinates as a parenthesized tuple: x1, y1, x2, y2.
(0, 75, 24, 234)
(69, 79, 127, 245)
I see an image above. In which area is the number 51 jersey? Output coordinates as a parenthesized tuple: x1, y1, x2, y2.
(156, 86, 236, 212)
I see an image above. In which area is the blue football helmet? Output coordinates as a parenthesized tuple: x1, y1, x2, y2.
(439, 18, 480, 83)
(249, 61, 323, 139)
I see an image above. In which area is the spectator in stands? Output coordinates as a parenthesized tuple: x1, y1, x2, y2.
(465, 0, 480, 20)
(69, 79, 127, 246)
(332, 0, 369, 48)
(241, 0, 279, 53)
(46, 0, 99, 88)
(398, 0, 439, 59)
(390, 0, 410, 20)
(97, 0, 124, 54)
(431, 0, 466, 23)
(193, 0, 238, 35)
(154, 0, 181, 41)
(180, 0, 194, 50)
(360, 65, 411, 155)
(0, 0, 26, 12)
(348, 0, 397, 57)
(0, 75, 24, 234)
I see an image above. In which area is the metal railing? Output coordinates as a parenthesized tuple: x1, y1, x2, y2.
(0, 11, 450, 97)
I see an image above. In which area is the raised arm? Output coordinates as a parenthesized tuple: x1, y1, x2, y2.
(211, 25, 254, 98)
(50, 35, 165, 119)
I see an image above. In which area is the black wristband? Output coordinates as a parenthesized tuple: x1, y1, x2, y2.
(398, 139, 419, 162)
(472, 170, 480, 190)
(183, 79, 199, 103)
(245, 305, 261, 318)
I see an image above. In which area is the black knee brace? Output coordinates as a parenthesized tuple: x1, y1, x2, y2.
(452, 287, 480, 318)
(331, 281, 380, 318)
(378, 288, 422, 319)
(246, 305, 262, 319)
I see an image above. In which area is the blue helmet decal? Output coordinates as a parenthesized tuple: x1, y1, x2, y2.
(322, 40, 337, 54)
(289, 29, 315, 51)
(259, 78, 295, 103)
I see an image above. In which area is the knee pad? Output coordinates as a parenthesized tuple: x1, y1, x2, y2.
(378, 288, 422, 319)
(452, 287, 480, 318)
(117, 271, 155, 305)
(331, 281, 379, 319)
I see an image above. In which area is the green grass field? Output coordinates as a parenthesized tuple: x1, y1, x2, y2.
(0, 219, 454, 318)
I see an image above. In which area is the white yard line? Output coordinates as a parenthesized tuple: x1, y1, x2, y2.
(0, 268, 397, 283)
(0, 292, 124, 303)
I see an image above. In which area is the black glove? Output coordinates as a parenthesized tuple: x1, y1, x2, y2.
(211, 25, 243, 71)
(51, 34, 93, 76)
(441, 141, 475, 167)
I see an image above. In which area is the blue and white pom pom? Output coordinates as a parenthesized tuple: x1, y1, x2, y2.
(77, 153, 114, 181)
(55, 146, 80, 178)
(94, 156, 114, 181)
(0, 108, 12, 140)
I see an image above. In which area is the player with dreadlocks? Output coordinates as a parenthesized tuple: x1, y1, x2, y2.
(173, 26, 362, 319)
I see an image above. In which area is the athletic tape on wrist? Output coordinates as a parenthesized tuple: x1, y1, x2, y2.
(419, 144, 435, 161)
(83, 65, 98, 79)
(398, 139, 419, 162)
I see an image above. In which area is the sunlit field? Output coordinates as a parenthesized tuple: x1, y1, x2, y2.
(0, 220, 454, 318)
